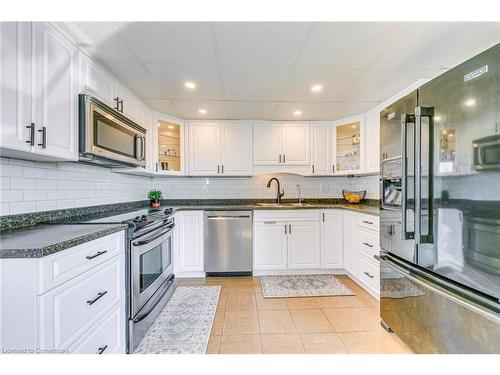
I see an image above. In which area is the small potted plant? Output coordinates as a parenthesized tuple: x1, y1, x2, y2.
(148, 189, 162, 209)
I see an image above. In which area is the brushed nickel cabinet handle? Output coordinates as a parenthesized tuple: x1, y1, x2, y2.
(37, 126, 47, 148)
(362, 242, 374, 248)
(97, 345, 108, 354)
(363, 220, 374, 225)
(87, 291, 108, 305)
(86, 250, 107, 260)
(364, 272, 374, 279)
(26, 123, 35, 145)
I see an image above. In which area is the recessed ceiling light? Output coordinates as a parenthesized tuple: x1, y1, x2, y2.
(198, 108, 207, 114)
(464, 98, 476, 107)
(167, 125, 175, 129)
(311, 84, 323, 93)
(293, 110, 302, 116)
(184, 81, 196, 89)
(434, 115, 442, 122)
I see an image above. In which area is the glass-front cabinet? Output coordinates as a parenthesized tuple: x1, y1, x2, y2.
(153, 114, 185, 175)
(332, 115, 365, 174)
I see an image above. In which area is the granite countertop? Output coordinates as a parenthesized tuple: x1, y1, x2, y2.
(0, 223, 127, 259)
(169, 202, 380, 216)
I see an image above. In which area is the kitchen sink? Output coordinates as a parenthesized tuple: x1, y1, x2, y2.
(256, 202, 313, 207)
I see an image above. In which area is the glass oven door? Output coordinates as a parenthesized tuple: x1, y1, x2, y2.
(131, 225, 174, 317)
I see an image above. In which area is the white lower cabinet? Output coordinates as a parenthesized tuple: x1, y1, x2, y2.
(320, 210, 343, 269)
(288, 222, 320, 269)
(174, 211, 205, 275)
(342, 211, 358, 276)
(0, 231, 126, 353)
(253, 221, 288, 270)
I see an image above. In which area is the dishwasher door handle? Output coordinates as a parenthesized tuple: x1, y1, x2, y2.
(206, 215, 251, 219)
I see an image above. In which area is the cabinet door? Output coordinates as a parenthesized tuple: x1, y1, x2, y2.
(254, 222, 287, 270)
(311, 124, 331, 175)
(116, 84, 140, 123)
(332, 116, 365, 175)
(321, 210, 343, 268)
(253, 123, 282, 165)
(188, 122, 221, 175)
(364, 106, 380, 173)
(342, 211, 358, 275)
(282, 123, 310, 165)
(80, 53, 115, 107)
(0, 22, 32, 153)
(32, 23, 78, 160)
(287, 221, 320, 269)
(221, 123, 253, 175)
(176, 211, 204, 273)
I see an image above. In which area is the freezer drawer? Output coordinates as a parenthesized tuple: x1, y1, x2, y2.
(205, 211, 253, 275)
(380, 255, 500, 353)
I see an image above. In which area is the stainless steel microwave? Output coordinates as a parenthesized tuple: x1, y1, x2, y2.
(473, 134, 500, 170)
(79, 94, 146, 167)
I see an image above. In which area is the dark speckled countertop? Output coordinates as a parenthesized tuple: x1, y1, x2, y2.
(0, 223, 127, 259)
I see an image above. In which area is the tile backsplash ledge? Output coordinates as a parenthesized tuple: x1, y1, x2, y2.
(1, 156, 380, 216)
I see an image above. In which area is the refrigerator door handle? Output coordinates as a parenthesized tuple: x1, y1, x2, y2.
(415, 106, 434, 245)
(401, 113, 415, 240)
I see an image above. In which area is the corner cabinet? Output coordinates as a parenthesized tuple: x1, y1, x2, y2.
(188, 122, 253, 176)
(332, 115, 365, 175)
(0, 22, 78, 161)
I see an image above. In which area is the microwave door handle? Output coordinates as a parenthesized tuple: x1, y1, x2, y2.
(139, 135, 146, 161)
(135, 134, 142, 161)
(415, 106, 435, 246)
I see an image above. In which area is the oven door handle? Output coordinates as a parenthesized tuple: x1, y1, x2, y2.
(132, 224, 174, 246)
(132, 274, 175, 323)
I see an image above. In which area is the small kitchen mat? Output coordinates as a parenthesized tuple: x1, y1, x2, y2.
(260, 274, 354, 298)
(134, 285, 221, 354)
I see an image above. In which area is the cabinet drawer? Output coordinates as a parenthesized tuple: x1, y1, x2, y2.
(38, 255, 124, 349)
(358, 228, 379, 260)
(38, 231, 124, 294)
(68, 303, 125, 354)
(358, 255, 380, 295)
(357, 214, 379, 231)
(254, 210, 320, 222)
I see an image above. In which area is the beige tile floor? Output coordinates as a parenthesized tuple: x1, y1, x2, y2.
(176, 275, 413, 354)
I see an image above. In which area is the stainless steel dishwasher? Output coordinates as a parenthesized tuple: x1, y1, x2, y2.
(205, 211, 253, 276)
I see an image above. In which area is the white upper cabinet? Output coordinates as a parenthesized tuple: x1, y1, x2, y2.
(189, 122, 252, 176)
(115, 83, 141, 123)
(253, 122, 310, 167)
(80, 53, 116, 107)
(320, 210, 343, 268)
(253, 123, 282, 165)
(364, 105, 381, 173)
(310, 123, 332, 175)
(32, 23, 79, 160)
(0, 22, 32, 154)
(332, 115, 365, 175)
(220, 123, 253, 175)
(189, 122, 221, 175)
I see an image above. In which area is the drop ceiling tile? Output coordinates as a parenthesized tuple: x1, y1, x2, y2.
(215, 22, 311, 67)
(282, 68, 364, 101)
(143, 99, 183, 118)
(373, 23, 500, 69)
(118, 22, 218, 64)
(272, 102, 328, 121)
(221, 67, 291, 101)
(319, 102, 380, 121)
(171, 100, 227, 120)
(144, 64, 224, 100)
(54, 22, 138, 62)
(103, 62, 166, 99)
(224, 101, 278, 120)
(296, 22, 412, 68)
(339, 68, 440, 102)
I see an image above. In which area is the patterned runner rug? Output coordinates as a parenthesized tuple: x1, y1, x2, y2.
(260, 274, 354, 298)
(135, 285, 220, 354)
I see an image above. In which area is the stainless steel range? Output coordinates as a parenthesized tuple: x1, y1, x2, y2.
(85, 207, 176, 353)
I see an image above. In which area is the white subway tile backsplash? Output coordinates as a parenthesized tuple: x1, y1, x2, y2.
(11, 177, 37, 190)
(36, 179, 58, 190)
(23, 166, 47, 178)
(0, 164, 23, 177)
(23, 190, 47, 201)
(9, 201, 36, 214)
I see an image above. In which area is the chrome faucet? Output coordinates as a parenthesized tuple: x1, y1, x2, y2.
(296, 184, 302, 204)
(267, 177, 285, 203)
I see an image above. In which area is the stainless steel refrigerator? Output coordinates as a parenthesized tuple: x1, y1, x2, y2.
(379, 43, 500, 353)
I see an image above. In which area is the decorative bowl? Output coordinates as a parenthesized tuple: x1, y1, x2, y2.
(342, 189, 366, 204)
